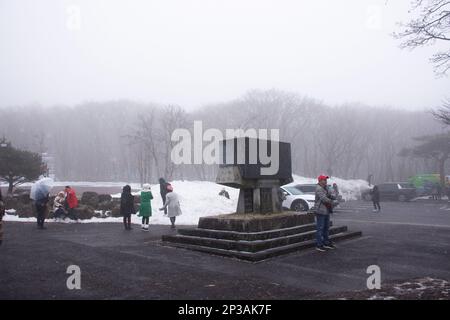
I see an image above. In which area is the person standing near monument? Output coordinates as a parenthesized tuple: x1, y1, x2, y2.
(159, 178, 171, 215)
(314, 175, 336, 252)
(138, 184, 153, 231)
(159, 185, 182, 229)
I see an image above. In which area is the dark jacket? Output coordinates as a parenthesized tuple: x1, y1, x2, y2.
(0, 189, 4, 219)
(35, 194, 49, 208)
(159, 178, 170, 198)
(371, 186, 380, 202)
(120, 185, 135, 216)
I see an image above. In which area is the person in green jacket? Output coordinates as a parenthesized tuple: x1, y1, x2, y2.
(138, 184, 153, 231)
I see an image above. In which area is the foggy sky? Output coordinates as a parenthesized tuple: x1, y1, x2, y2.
(0, 0, 448, 110)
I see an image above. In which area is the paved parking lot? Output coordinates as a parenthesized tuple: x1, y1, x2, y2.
(0, 199, 449, 299)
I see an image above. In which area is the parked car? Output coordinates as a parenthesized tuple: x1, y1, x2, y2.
(361, 182, 417, 202)
(280, 186, 316, 212)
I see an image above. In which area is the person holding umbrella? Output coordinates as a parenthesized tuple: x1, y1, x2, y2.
(30, 178, 53, 230)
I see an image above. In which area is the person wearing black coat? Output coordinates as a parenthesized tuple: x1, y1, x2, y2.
(35, 193, 50, 229)
(159, 178, 170, 215)
(0, 189, 5, 245)
(120, 185, 135, 230)
(371, 185, 381, 212)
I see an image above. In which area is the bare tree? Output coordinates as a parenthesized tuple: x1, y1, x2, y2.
(431, 99, 450, 125)
(394, 0, 450, 76)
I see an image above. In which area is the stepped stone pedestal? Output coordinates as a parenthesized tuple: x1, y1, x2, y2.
(162, 212, 362, 262)
(162, 137, 362, 261)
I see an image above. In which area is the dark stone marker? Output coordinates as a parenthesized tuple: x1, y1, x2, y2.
(216, 137, 293, 214)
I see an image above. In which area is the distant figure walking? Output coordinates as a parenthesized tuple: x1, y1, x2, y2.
(120, 185, 135, 230)
(64, 186, 79, 221)
(0, 189, 5, 245)
(431, 184, 439, 200)
(138, 184, 153, 231)
(371, 185, 381, 212)
(332, 183, 341, 201)
(159, 178, 171, 215)
(437, 184, 442, 200)
(159, 185, 182, 229)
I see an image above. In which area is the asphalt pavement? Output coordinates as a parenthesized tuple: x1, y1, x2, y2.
(0, 199, 449, 299)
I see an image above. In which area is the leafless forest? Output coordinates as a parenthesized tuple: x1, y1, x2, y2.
(0, 89, 445, 184)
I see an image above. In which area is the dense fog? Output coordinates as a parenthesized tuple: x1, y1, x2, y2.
(0, 89, 445, 184)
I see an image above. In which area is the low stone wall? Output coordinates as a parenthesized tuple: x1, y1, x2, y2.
(198, 212, 315, 232)
(4, 191, 131, 220)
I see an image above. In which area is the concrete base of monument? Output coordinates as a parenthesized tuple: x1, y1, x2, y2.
(162, 212, 362, 262)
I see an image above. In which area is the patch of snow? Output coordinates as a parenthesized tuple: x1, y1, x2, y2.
(3, 215, 35, 222)
(3, 175, 368, 225)
(288, 174, 369, 201)
(5, 209, 16, 215)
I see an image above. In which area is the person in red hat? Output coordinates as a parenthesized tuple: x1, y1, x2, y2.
(314, 175, 337, 252)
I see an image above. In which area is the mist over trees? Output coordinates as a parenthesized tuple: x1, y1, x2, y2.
(0, 90, 446, 185)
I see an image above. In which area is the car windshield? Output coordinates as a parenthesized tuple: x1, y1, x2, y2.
(296, 185, 316, 193)
(399, 183, 414, 189)
(283, 187, 304, 195)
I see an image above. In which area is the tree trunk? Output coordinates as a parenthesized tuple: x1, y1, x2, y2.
(8, 180, 13, 195)
(439, 157, 447, 187)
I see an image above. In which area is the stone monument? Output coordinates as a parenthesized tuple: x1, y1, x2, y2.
(216, 137, 293, 214)
(162, 137, 361, 262)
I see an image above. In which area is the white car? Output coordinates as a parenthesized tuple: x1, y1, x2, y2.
(280, 185, 316, 212)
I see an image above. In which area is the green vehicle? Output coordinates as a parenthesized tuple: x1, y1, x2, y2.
(408, 174, 440, 196)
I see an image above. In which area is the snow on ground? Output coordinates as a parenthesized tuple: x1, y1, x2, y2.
(321, 277, 450, 300)
(289, 174, 369, 201)
(3, 175, 368, 225)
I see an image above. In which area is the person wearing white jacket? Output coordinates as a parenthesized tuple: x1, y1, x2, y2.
(159, 185, 182, 229)
(53, 191, 66, 219)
